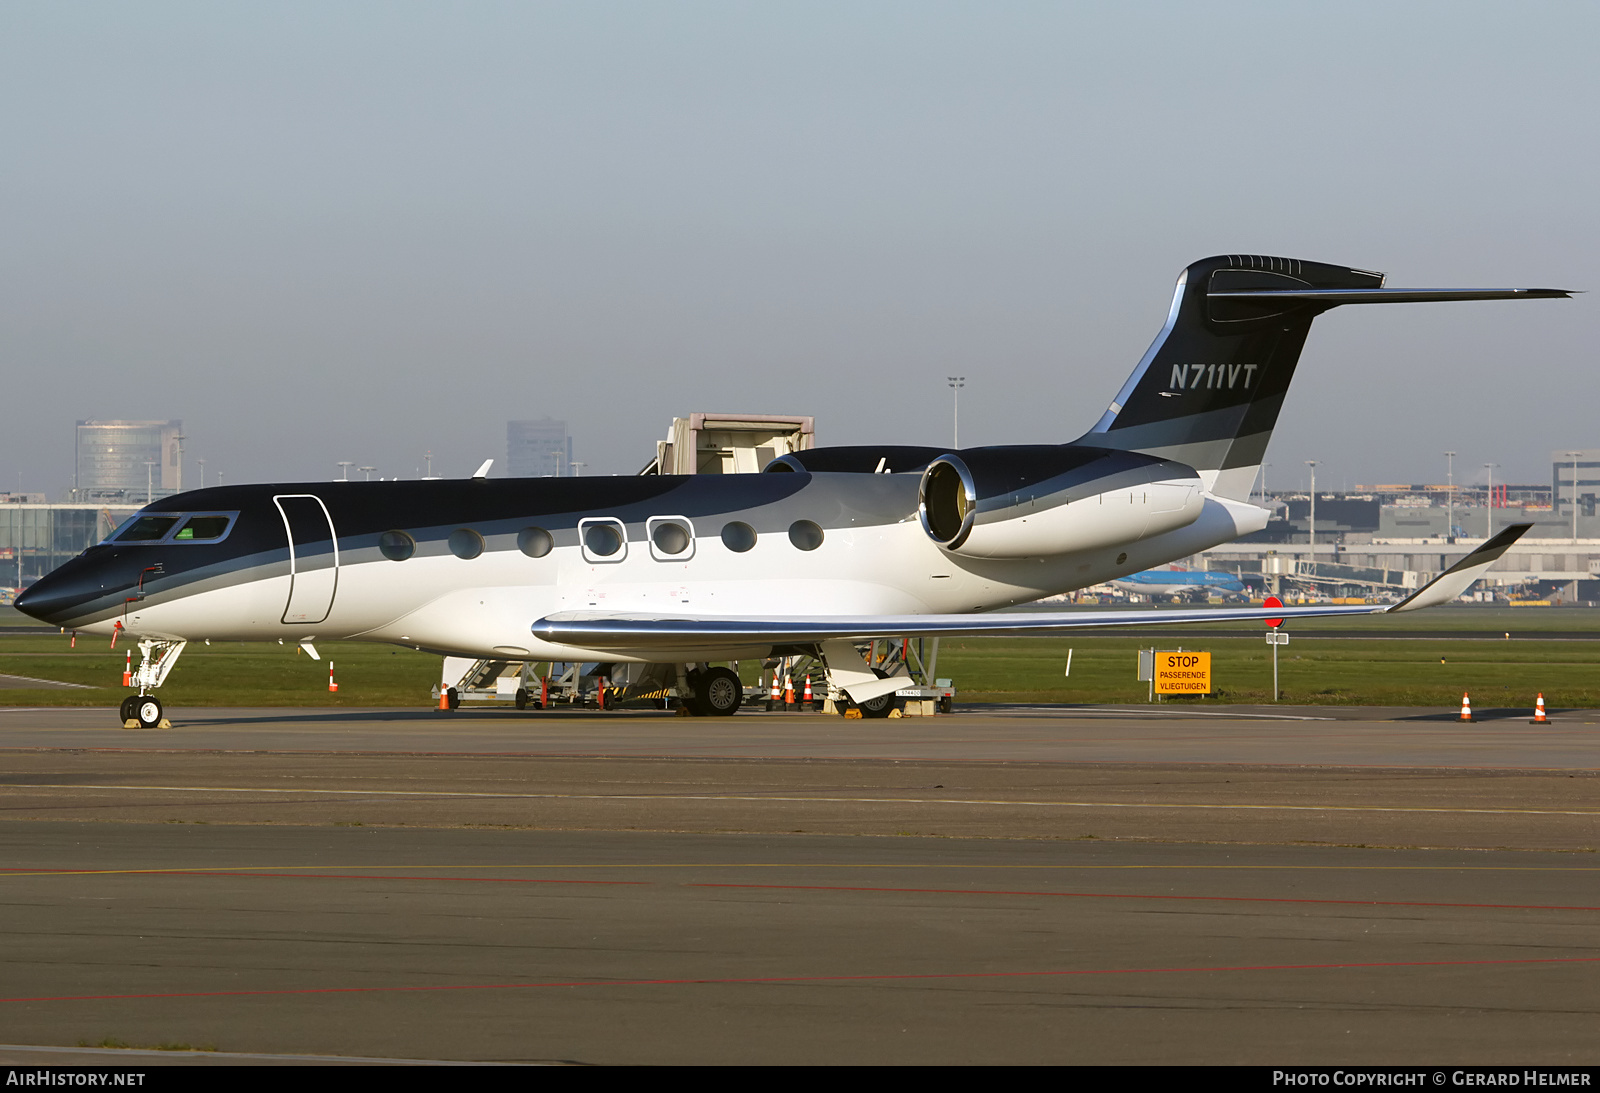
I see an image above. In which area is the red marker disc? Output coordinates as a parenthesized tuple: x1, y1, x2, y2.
(1264, 595, 1283, 629)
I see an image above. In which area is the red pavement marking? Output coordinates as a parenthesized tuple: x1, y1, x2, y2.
(684, 882, 1600, 913)
(0, 868, 646, 886)
(5, 956, 1599, 1005)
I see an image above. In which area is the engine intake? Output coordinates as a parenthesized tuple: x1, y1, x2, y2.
(917, 446, 1203, 558)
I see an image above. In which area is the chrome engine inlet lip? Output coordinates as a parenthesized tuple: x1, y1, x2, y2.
(918, 454, 976, 551)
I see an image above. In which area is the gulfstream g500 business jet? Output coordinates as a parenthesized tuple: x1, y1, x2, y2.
(17, 255, 1567, 726)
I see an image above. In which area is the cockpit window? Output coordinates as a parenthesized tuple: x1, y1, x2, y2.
(174, 515, 231, 541)
(117, 516, 181, 542)
(110, 512, 237, 544)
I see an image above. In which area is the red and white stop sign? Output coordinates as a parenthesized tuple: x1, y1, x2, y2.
(1264, 595, 1283, 629)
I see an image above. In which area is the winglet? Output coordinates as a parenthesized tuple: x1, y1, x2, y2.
(1386, 523, 1532, 613)
(472, 459, 494, 480)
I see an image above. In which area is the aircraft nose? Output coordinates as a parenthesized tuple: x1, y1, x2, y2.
(13, 557, 120, 627)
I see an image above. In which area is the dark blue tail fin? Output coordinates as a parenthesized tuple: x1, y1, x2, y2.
(1078, 255, 1568, 500)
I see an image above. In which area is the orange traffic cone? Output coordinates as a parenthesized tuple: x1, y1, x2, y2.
(803, 673, 814, 710)
(438, 690, 450, 711)
(768, 672, 780, 711)
(1459, 692, 1474, 723)
(122, 650, 132, 687)
(1531, 693, 1549, 724)
(328, 662, 338, 693)
(783, 671, 795, 709)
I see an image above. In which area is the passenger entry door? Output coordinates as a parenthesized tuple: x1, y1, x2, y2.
(274, 495, 339, 624)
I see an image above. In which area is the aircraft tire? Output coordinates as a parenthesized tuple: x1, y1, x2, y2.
(135, 696, 163, 730)
(855, 668, 901, 719)
(446, 687, 460, 711)
(857, 691, 897, 718)
(119, 696, 138, 723)
(515, 688, 529, 710)
(696, 667, 742, 717)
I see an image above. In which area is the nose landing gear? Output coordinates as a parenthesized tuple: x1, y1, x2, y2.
(120, 639, 185, 728)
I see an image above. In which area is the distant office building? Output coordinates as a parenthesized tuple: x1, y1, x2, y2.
(75, 420, 183, 501)
(1552, 449, 1600, 517)
(507, 419, 573, 477)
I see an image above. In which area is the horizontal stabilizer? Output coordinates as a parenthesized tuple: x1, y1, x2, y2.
(1209, 287, 1572, 306)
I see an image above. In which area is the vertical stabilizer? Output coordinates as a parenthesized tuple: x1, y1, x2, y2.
(1078, 255, 1382, 500)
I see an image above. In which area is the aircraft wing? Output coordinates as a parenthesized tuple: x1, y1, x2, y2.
(533, 525, 1531, 650)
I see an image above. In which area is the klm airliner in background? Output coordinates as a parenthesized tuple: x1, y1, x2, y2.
(1112, 569, 1248, 599)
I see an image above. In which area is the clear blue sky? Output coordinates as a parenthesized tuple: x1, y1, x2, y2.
(2, 2, 1593, 492)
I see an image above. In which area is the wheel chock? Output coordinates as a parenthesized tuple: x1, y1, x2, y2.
(844, 708, 863, 719)
(888, 708, 903, 718)
(123, 719, 140, 729)
(158, 719, 172, 729)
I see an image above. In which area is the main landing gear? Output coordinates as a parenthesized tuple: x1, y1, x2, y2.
(679, 666, 742, 717)
(852, 688, 899, 719)
(121, 639, 186, 729)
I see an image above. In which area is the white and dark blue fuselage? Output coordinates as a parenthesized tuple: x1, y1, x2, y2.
(19, 454, 1263, 664)
(15, 253, 1566, 701)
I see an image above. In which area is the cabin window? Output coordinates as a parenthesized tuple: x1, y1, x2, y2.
(379, 530, 416, 561)
(518, 527, 553, 558)
(579, 518, 626, 562)
(448, 528, 485, 560)
(721, 521, 757, 553)
(788, 520, 824, 551)
(648, 517, 694, 560)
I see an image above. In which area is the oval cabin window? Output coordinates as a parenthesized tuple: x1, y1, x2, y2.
(518, 527, 553, 558)
(584, 523, 623, 557)
(449, 528, 485, 560)
(721, 522, 757, 553)
(379, 530, 415, 561)
(788, 520, 824, 551)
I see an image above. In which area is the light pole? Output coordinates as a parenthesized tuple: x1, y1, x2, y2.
(1568, 451, 1583, 542)
(947, 377, 965, 449)
(571, 462, 585, 477)
(1483, 463, 1498, 539)
(1260, 463, 1271, 505)
(425, 451, 434, 478)
(144, 461, 156, 505)
(173, 433, 186, 493)
(359, 466, 375, 482)
(550, 450, 565, 478)
(197, 459, 206, 490)
(1444, 451, 1456, 542)
(1305, 460, 1318, 560)
(337, 462, 354, 482)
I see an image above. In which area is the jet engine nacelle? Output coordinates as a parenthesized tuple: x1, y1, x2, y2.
(917, 446, 1204, 559)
